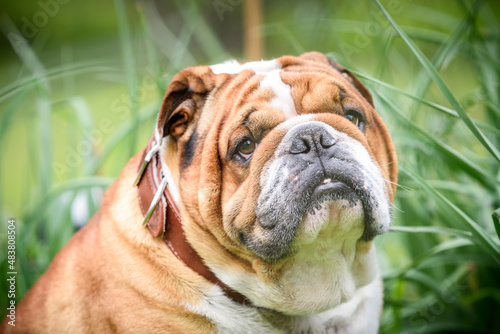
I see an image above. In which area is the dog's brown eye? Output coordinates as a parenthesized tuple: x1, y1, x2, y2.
(345, 110, 365, 130)
(237, 138, 256, 158)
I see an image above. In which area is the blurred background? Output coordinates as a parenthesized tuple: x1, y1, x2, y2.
(1, 0, 500, 332)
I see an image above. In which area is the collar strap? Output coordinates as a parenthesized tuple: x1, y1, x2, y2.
(135, 136, 250, 305)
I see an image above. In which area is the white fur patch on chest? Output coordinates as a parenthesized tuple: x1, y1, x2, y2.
(183, 285, 278, 334)
(184, 277, 382, 334)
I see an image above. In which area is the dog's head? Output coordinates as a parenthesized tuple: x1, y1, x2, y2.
(158, 52, 397, 314)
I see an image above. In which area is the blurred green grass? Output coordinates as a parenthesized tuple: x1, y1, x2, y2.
(1, 0, 500, 332)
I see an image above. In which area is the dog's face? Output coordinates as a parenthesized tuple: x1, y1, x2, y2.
(160, 52, 397, 315)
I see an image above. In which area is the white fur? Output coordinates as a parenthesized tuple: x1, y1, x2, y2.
(184, 274, 383, 333)
(308, 277, 383, 334)
(206, 230, 379, 314)
(210, 58, 297, 117)
(337, 133, 391, 236)
(210, 59, 280, 75)
(259, 70, 297, 117)
(183, 286, 277, 334)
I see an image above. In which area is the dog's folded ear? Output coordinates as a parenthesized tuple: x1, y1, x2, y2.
(299, 52, 374, 107)
(157, 67, 216, 139)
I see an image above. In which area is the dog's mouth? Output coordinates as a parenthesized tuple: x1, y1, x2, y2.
(307, 177, 357, 215)
(295, 162, 372, 218)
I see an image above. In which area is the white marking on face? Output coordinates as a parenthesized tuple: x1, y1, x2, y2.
(259, 70, 297, 117)
(210, 59, 280, 75)
(281, 167, 289, 178)
(210, 58, 297, 117)
(341, 138, 391, 235)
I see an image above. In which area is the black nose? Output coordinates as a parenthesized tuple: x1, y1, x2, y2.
(289, 123, 336, 155)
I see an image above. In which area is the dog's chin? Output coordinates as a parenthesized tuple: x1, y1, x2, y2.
(259, 217, 377, 316)
(246, 178, 372, 262)
(280, 206, 377, 314)
(294, 180, 365, 245)
(296, 200, 364, 245)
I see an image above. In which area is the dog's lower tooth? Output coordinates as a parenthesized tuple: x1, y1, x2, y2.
(323, 178, 331, 184)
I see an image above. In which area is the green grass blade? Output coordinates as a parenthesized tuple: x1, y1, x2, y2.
(1, 16, 49, 92)
(113, 0, 140, 156)
(376, 91, 499, 187)
(168, 2, 199, 70)
(390, 225, 473, 239)
(401, 166, 500, 264)
(173, 0, 230, 62)
(402, 269, 444, 297)
(372, 0, 500, 163)
(66, 97, 94, 170)
(262, 23, 306, 54)
(383, 238, 473, 280)
(23, 177, 113, 223)
(85, 101, 159, 175)
(409, 2, 479, 117)
(356, 71, 500, 136)
(493, 208, 500, 240)
(142, 2, 197, 68)
(0, 63, 116, 105)
(37, 92, 53, 198)
(67, 97, 93, 134)
(138, 5, 166, 96)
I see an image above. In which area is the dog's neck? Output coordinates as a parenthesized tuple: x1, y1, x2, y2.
(181, 276, 382, 334)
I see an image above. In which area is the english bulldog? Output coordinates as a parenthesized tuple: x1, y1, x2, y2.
(1, 52, 397, 333)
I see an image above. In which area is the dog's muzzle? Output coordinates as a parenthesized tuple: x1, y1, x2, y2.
(244, 121, 391, 261)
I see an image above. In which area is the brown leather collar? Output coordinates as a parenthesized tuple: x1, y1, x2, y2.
(135, 136, 250, 305)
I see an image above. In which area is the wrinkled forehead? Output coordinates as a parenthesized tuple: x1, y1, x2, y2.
(209, 57, 368, 121)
